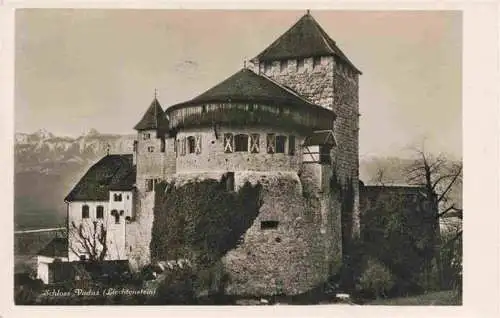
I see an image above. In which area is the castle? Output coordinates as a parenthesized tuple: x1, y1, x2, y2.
(38, 12, 363, 295)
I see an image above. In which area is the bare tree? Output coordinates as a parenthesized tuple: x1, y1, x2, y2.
(69, 220, 108, 261)
(404, 147, 462, 288)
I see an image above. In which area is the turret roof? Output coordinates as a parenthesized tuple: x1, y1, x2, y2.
(64, 154, 136, 202)
(168, 68, 335, 117)
(253, 12, 361, 74)
(134, 98, 169, 131)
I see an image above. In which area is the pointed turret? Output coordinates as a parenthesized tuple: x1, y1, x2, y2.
(253, 12, 361, 74)
(134, 97, 169, 132)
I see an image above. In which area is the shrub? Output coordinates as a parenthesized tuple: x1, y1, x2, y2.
(358, 258, 394, 299)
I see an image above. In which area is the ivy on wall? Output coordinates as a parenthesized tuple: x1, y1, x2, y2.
(150, 177, 263, 270)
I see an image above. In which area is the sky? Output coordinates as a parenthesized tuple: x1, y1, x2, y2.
(15, 9, 462, 159)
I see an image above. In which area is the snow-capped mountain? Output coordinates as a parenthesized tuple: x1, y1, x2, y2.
(15, 129, 136, 230)
(15, 129, 135, 173)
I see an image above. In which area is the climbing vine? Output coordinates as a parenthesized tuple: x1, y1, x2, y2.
(150, 177, 262, 270)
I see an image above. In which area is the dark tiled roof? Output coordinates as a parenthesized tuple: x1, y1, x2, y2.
(168, 68, 334, 116)
(64, 154, 135, 201)
(134, 98, 169, 131)
(254, 13, 361, 74)
(303, 130, 336, 147)
(37, 237, 68, 258)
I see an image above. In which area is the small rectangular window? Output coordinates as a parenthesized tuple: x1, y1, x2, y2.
(250, 134, 260, 153)
(276, 135, 287, 153)
(133, 140, 138, 152)
(319, 145, 332, 165)
(81, 205, 89, 219)
(143, 133, 150, 140)
(261, 221, 279, 230)
(266, 134, 276, 154)
(224, 133, 234, 153)
(234, 134, 249, 152)
(147, 146, 155, 153)
(313, 56, 321, 69)
(288, 136, 296, 155)
(187, 136, 196, 154)
(297, 59, 305, 72)
(160, 138, 166, 153)
(264, 61, 272, 73)
(96, 206, 104, 219)
(280, 60, 287, 73)
(225, 172, 235, 192)
(114, 193, 122, 202)
(145, 179, 154, 192)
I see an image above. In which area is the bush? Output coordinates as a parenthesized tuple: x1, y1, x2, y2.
(357, 258, 394, 299)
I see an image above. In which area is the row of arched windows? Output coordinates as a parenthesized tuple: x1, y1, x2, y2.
(81, 205, 104, 219)
(81, 205, 124, 223)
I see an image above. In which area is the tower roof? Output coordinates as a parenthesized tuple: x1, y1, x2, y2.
(168, 68, 334, 116)
(134, 98, 169, 131)
(253, 12, 361, 74)
(64, 154, 136, 202)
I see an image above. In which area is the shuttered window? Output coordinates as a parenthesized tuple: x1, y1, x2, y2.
(224, 133, 234, 153)
(250, 134, 260, 153)
(266, 134, 276, 154)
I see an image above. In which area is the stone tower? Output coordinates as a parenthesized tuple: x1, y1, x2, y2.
(127, 97, 174, 269)
(250, 12, 361, 240)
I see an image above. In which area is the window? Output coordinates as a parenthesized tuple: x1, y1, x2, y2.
(297, 59, 305, 72)
(266, 134, 276, 154)
(225, 172, 235, 192)
(313, 56, 321, 69)
(147, 146, 155, 153)
(234, 134, 249, 152)
(114, 213, 120, 224)
(288, 135, 296, 155)
(180, 138, 186, 156)
(143, 133, 150, 140)
(96, 206, 104, 219)
(224, 133, 234, 153)
(276, 135, 287, 153)
(187, 136, 196, 154)
(81, 205, 89, 219)
(133, 140, 138, 152)
(195, 135, 202, 154)
(319, 145, 332, 165)
(250, 134, 260, 153)
(264, 61, 272, 73)
(114, 193, 122, 202)
(160, 138, 165, 153)
(280, 60, 287, 73)
(248, 104, 255, 112)
(261, 221, 279, 230)
(145, 179, 154, 192)
(202, 105, 207, 113)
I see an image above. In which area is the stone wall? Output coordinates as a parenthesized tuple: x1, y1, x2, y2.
(128, 129, 175, 270)
(220, 170, 342, 296)
(332, 62, 360, 237)
(255, 55, 360, 238)
(175, 126, 304, 174)
(255, 57, 335, 109)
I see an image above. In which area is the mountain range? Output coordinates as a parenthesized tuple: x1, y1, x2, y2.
(14, 129, 462, 231)
(15, 129, 135, 230)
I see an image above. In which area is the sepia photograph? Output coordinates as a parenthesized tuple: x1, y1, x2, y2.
(12, 8, 464, 306)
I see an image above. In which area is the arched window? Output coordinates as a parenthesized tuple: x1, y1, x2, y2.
(81, 205, 89, 219)
(234, 134, 249, 152)
(187, 136, 196, 154)
(96, 206, 104, 219)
